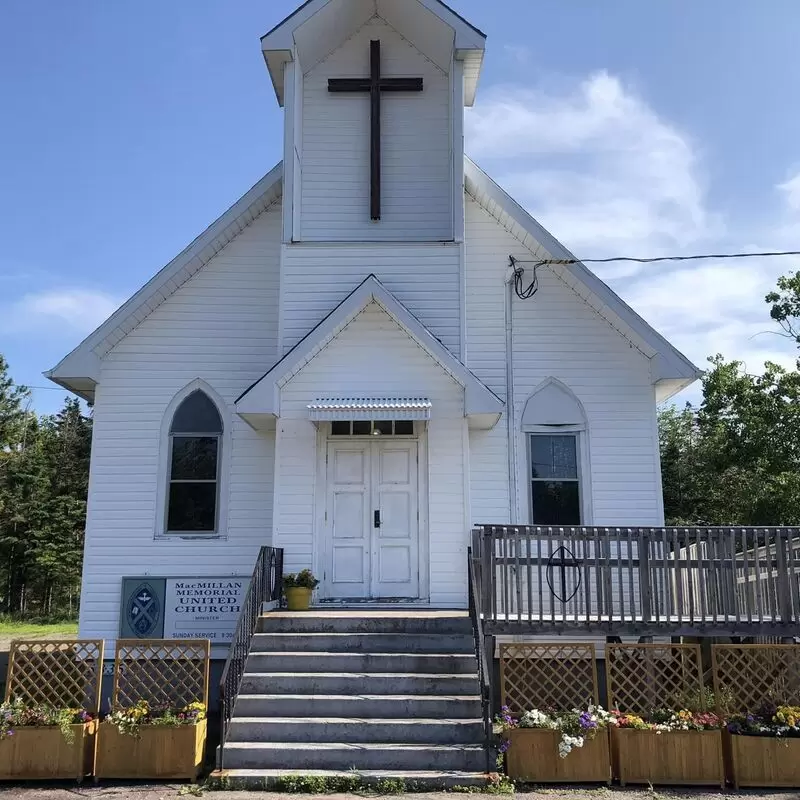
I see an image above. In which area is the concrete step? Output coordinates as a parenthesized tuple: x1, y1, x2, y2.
(226, 717, 484, 744)
(245, 652, 477, 675)
(221, 742, 487, 772)
(239, 672, 479, 696)
(258, 612, 471, 636)
(250, 632, 474, 654)
(209, 769, 489, 791)
(234, 693, 482, 719)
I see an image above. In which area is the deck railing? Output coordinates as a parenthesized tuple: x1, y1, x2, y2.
(473, 526, 800, 636)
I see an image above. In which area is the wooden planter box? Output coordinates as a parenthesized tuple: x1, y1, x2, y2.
(730, 734, 800, 787)
(506, 729, 611, 783)
(0, 721, 97, 781)
(95, 719, 207, 781)
(612, 728, 725, 787)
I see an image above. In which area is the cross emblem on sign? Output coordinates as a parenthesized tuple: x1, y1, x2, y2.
(328, 40, 424, 221)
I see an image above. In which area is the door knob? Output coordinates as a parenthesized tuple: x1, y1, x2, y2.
(374, 510, 381, 528)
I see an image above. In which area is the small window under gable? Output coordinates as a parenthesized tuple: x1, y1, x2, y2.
(166, 390, 223, 534)
(522, 379, 588, 526)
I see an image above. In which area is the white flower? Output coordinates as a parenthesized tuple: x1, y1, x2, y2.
(519, 709, 556, 729)
(558, 733, 586, 758)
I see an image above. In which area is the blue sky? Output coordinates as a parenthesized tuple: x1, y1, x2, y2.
(3, 0, 800, 413)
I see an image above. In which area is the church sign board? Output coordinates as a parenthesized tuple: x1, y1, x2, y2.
(120, 576, 248, 651)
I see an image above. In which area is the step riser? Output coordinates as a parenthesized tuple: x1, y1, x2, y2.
(234, 696, 482, 719)
(240, 674, 479, 696)
(250, 634, 474, 654)
(245, 653, 477, 674)
(258, 617, 472, 635)
(227, 720, 484, 745)
(222, 747, 486, 772)
(210, 771, 489, 791)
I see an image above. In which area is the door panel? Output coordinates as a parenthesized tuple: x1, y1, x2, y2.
(372, 441, 419, 598)
(326, 443, 370, 599)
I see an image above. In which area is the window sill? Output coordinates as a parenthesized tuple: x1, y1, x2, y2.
(154, 532, 228, 542)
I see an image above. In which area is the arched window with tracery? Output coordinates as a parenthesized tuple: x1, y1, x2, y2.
(522, 378, 589, 525)
(166, 390, 223, 533)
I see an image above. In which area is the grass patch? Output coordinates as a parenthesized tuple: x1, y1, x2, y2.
(0, 615, 78, 639)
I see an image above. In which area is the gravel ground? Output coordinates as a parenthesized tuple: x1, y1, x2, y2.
(0, 787, 798, 800)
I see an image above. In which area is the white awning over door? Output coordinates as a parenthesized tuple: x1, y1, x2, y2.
(308, 397, 432, 422)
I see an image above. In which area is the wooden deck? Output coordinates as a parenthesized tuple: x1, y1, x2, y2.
(472, 525, 800, 638)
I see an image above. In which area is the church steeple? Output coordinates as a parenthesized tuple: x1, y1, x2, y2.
(261, 0, 486, 244)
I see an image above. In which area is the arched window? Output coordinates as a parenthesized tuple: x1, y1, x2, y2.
(166, 390, 223, 533)
(522, 379, 589, 526)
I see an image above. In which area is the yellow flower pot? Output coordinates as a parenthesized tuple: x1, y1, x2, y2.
(285, 587, 313, 611)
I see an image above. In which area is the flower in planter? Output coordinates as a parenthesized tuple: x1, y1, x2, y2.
(728, 704, 800, 737)
(107, 700, 207, 737)
(497, 705, 617, 758)
(0, 698, 96, 744)
(613, 708, 725, 732)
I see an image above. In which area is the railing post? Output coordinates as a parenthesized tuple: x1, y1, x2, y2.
(481, 528, 493, 621)
(775, 528, 793, 624)
(639, 528, 652, 623)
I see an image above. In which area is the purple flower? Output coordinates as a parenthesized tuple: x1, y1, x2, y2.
(579, 712, 598, 730)
(498, 739, 511, 753)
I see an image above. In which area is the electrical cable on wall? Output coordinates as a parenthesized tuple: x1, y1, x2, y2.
(510, 255, 542, 300)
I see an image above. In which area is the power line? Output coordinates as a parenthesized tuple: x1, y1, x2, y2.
(511, 249, 800, 266)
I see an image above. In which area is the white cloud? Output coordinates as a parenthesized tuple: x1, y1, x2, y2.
(621, 259, 797, 380)
(1, 289, 121, 336)
(502, 45, 531, 67)
(466, 71, 720, 276)
(466, 69, 800, 399)
(778, 170, 800, 212)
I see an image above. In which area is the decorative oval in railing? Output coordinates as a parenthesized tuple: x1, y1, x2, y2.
(546, 544, 582, 603)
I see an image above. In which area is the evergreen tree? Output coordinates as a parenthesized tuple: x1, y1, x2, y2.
(0, 357, 91, 617)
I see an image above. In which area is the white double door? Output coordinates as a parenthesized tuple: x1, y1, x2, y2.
(323, 438, 420, 600)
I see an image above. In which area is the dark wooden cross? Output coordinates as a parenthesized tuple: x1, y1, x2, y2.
(328, 40, 424, 221)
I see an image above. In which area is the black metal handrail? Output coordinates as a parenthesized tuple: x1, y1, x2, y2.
(218, 545, 283, 768)
(468, 546, 494, 773)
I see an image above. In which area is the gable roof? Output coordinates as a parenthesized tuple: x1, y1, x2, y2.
(236, 275, 504, 430)
(261, 0, 486, 106)
(263, 0, 486, 41)
(47, 158, 700, 404)
(464, 156, 702, 402)
(45, 162, 283, 401)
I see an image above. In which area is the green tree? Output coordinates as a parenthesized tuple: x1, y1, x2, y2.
(659, 271, 800, 525)
(0, 357, 91, 616)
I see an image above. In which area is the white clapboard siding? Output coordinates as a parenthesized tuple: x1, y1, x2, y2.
(79, 204, 282, 644)
(277, 302, 468, 606)
(465, 197, 664, 527)
(280, 242, 461, 356)
(300, 16, 453, 242)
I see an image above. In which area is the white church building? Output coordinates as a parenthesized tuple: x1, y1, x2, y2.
(47, 0, 699, 651)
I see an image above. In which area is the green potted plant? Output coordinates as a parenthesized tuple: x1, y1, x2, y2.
(283, 569, 319, 611)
